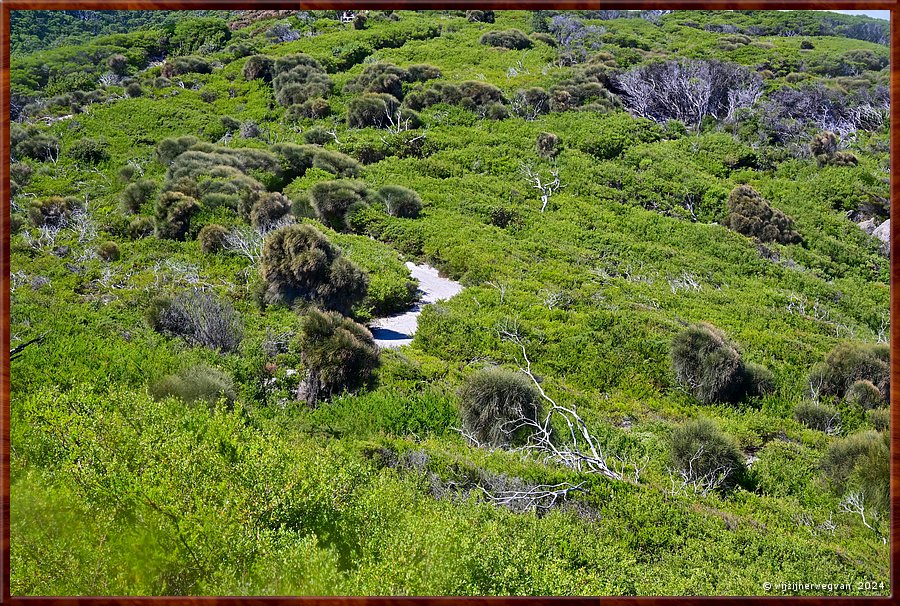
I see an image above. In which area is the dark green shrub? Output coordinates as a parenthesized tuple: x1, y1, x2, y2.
(807, 342, 889, 404)
(466, 10, 495, 23)
(867, 408, 889, 432)
(311, 148, 361, 177)
(670, 323, 759, 404)
(536, 132, 561, 158)
(459, 367, 542, 448)
(12, 124, 59, 162)
(347, 93, 400, 128)
(344, 62, 409, 98)
(724, 185, 801, 245)
(800, 39, 814, 49)
(294, 307, 380, 406)
(743, 362, 775, 397)
(485, 103, 509, 120)
(250, 192, 291, 230)
(378, 185, 422, 218)
(845, 379, 882, 410)
(221, 116, 240, 132)
(403, 82, 461, 110)
(127, 215, 154, 239)
(10, 162, 33, 186)
(531, 32, 557, 47)
(272, 53, 323, 77)
(821, 430, 889, 511)
(303, 127, 332, 145)
(259, 224, 369, 314)
(156, 135, 199, 166)
(512, 87, 550, 119)
(97, 241, 120, 262)
(198, 223, 228, 253)
(670, 417, 744, 490)
(307, 179, 372, 230)
(107, 53, 128, 74)
(68, 138, 109, 164)
(120, 179, 157, 214)
(274, 68, 333, 106)
(243, 54, 273, 81)
(28, 196, 81, 227)
(125, 82, 143, 98)
(480, 29, 532, 50)
(407, 64, 441, 82)
(288, 97, 332, 120)
(489, 206, 520, 228)
(794, 400, 841, 433)
(458, 81, 505, 107)
(810, 131, 858, 167)
(160, 56, 211, 78)
(148, 288, 243, 353)
(155, 191, 200, 240)
(150, 364, 236, 406)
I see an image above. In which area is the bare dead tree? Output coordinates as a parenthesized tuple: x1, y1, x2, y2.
(10, 331, 49, 361)
(223, 216, 294, 266)
(840, 491, 886, 544)
(521, 163, 564, 212)
(476, 481, 587, 514)
(666, 445, 732, 498)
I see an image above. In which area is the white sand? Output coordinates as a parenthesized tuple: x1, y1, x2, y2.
(370, 262, 463, 348)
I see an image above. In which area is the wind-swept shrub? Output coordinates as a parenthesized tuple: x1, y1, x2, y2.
(670, 417, 744, 490)
(670, 323, 772, 404)
(306, 180, 373, 230)
(150, 364, 236, 406)
(378, 185, 422, 218)
(271, 54, 332, 106)
(480, 29, 533, 50)
(347, 93, 400, 128)
(459, 367, 542, 448)
(288, 97, 332, 120)
(147, 288, 243, 353)
(198, 223, 228, 253)
(127, 215, 154, 239)
(867, 408, 889, 431)
(12, 125, 59, 162)
(466, 10, 495, 23)
(403, 82, 462, 111)
(807, 342, 889, 404)
(250, 192, 291, 230)
(294, 307, 380, 406)
(125, 82, 143, 98)
(120, 179, 157, 214)
(311, 148, 361, 177)
(156, 135, 200, 166)
(794, 401, 841, 433)
(155, 191, 200, 240)
(407, 64, 441, 82)
(821, 430, 889, 511)
(810, 131, 859, 166)
(458, 81, 505, 108)
(259, 224, 369, 314)
(344, 62, 409, 99)
(724, 185, 802, 244)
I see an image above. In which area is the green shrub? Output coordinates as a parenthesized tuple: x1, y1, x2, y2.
(750, 440, 818, 498)
(844, 379, 882, 410)
(149, 364, 236, 406)
(160, 56, 211, 78)
(295, 307, 380, 406)
(670, 417, 744, 490)
(466, 10, 495, 23)
(28, 196, 81, 227)
(867, 408, 889, 432)
(311, 148, 361, 177)
(259, 224, 369, 314)
(156, 135, 199, 166)
(807, 342, 889, 404)
(198, 223, 228, 253)
(303, 127, 331, 145)
(307, 179, 372, 230)
(821, 430, 889, 511)
(147, 288, 243, 353)
(344, 62, 409, 99)
(800, 39, 814, 49)
(794, 400, 841, 433)
(250, 192, 291, 230)
(120, 179, 157, 214)
(107, 53, 128, 74)
(810, 131, 858, 167)
(125, 82, 143, 98)
(459, 367, 542, 448)
(458, 81, 505, 107)
(243, 54, 273, 82)
(536, 132, 561, 159)
(407, 64, 441, 82)
(531, 32, 557, 47)
(68, 138, 109, 164)
(480, 29, 532, 50)
(346, 93, 403, 128)
(378, 185, 422, 218)
(287, 98, 332, 120)
(127, 215, 154, 239)
(97, 241, 120, 262)
(723, 185, 801, 245)
(743, 362, 775, 397)
(155, 191, 200, 240)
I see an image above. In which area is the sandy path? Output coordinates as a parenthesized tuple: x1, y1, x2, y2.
(370, 262, 463, 348)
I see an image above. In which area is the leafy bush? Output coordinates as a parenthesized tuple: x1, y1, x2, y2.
(480, 29, 533, 50)
(97, 241, 120, 262)
(459, 367, 541, 448)
(149, 364, 236, 406)
(303, 127, 332, 145)
(306, 179, 373, 230)
(670, 417, 744, 490)
(259, 224, 369, 314)
(807, 342, 889, 404)
(536, 132, 561, 158)
(198, 223, 228, 253)
(294, 307, 380, 406)
(147, 288, 243, 353)
(844, 379, 882, 410)
(821, 430, 889, 511)
(68, 138, 109, 164)
(794, 400, 841, 433)
(155, 191, 200, 241)
(670, 323, 771, 404)
(724, 185, 801, 244)
(378, 185, 422, 218)
(120, 179, 157, 214)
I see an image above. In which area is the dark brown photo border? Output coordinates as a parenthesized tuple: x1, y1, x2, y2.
(0, 1, 897, 602)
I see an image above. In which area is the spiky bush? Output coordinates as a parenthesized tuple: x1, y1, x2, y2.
(821, 430, 889, 511)
(403, 82, 462, 111)
(28, 196, 81, 227)
(107, 53, 128, 74)
(243, 54, 273, 81)
(287, 98, 332, 120)
(458, 81, 505, 107)
(347, 93, 401, 128)
(670, 323, 769, 404)
(344, 62, 409, 99)
(459, 367, 542, 448)
(810, 131, 858, 167)
(68, 137, 109, 164)
(294, 307, 380, 406)
(724, 185, 801, 244)
(120, 179, 157, 214)
(311, 148, 361, 177)
(147, 288, 243, 353)
(250, 192, 291, 230)
(160, 56, 211, 77)
(845, 379, 883, 410)
(378, 185, 422, 218)
(125, 82, 143, 98)
(155, 191, 200, 241)
(794, 401, 841, 433)
(670, 417, 744, 490)
(807, 342, 889, 404)
(127, 216, 154, 239)
(150, 364, 236, 406)
(198, 223, 228, 253)
(306, 180, 372, 230)
(156, 135, 199, 165)
(259, 224, 369, 314)
(407, 64, 441, 82)
(97, 241, 120, 262)
(303, 127, 332, 145)
(480, 29, 533, 50)
(536, 132, 561, 158)
(271, 55, 332, 106)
